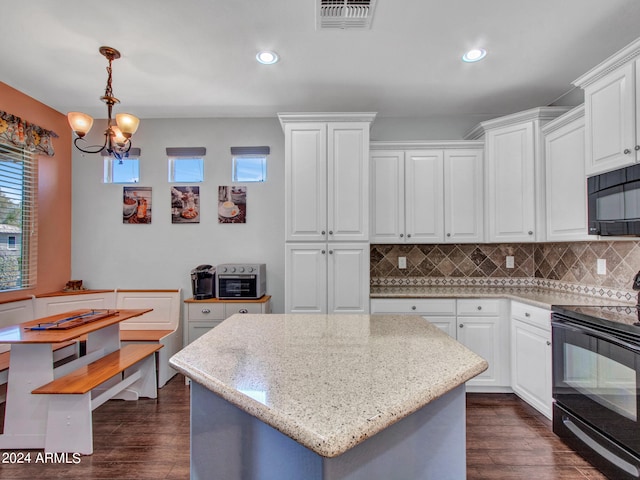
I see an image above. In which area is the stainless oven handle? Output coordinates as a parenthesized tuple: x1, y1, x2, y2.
(552, 320, 640, 353)
(562, 417, 640, 477)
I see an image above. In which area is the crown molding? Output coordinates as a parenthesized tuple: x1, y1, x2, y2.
(540, 104, 585, 134)
(277, 112, 377, 131)
(573, 37, 640, 88)
(463, 106, 573, 139)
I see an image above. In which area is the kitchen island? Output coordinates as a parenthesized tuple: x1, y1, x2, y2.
(169, 313, 487, 480)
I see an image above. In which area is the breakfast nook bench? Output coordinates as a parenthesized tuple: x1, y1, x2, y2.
(32, 343, 162, 454)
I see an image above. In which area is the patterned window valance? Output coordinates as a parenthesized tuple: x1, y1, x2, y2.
(0, 110, 58, 156)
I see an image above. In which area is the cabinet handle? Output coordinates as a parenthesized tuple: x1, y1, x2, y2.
(239, 309, 249, 314)
(528, 231, 533, 235)
(201, 308, 211, 314)
(546, 341, 551, 346)
(400, 233, 404, 238)
(624, 148, 632, 155)
(411, 306, 416, 310)
(459, 323, 464, 328)
(525, 312, 531, 317)
(477, 306, 482, 310)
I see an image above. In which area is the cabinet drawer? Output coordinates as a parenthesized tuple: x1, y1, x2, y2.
(188, 303, 225, 320)
(370, 298, 456, 315)
(511, 301, 551, 330)
(457, 299, 501, 316)
(225, 303, 264, 316)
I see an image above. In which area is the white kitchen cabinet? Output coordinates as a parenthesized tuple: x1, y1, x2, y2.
(280, 114, 375, 242)
(510, 301, 552, 419)
(573, 38, 640, 176)
(370, 142, 483, 243)
(370, 297, 508, 391)
(466, 107, 571, 243)
(456, 299, 509, 391)
(184, 296, 272, 345)
(543, 106, 590, 241)
(286, 243, 369, 314)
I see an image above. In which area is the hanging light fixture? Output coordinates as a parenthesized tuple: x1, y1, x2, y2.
(67, 46, 140, 159)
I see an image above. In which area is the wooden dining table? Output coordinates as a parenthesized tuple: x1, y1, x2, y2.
(0, 308, 151, 450)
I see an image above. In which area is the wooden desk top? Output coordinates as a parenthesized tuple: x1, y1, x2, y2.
(0, 309, 151, 344)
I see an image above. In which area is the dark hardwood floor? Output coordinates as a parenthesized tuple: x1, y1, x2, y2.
(0, 376, 608, 479)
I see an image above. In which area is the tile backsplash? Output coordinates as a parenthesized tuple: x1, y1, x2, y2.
(371, 241, 640, 294)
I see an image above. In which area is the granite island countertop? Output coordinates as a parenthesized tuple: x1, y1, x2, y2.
(370, 285, 635, 309)
(169, 313, 488, 458)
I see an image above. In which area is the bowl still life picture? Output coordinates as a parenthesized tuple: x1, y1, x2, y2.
(123, 186, 152, 224)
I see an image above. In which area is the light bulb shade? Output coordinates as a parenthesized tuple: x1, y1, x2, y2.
(115, 113, 140, 138)
(67, 112, 94, 137)
(110, 126, 128, 147)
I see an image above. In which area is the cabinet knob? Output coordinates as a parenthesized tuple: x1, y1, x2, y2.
(447, 233, 451, 237)
(329, 230, 333, 235)
(321, 230, 326, 235)
(459, 323, 464, 328)
(407, 234, 412, 238)
(546, 341, 551, 346)
(477, 306, 482, 310)
(411, 306, 416, 310)
(239, 309, 248, 314)
(525, 312, 530, 317)
(635, 145, 640, 151)
(400, 233, 404, 238)
(329, 250, 334, 254)
(322, 250, 326, 254)
(528, 231, 533, 235)
(201, 308, 211, 314)
(624, 148, 632, 154)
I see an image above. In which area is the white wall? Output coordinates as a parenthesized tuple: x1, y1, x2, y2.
(71, 117, 286, 313)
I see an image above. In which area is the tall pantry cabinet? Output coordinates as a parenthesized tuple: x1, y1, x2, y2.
(279, 113, 376, 314)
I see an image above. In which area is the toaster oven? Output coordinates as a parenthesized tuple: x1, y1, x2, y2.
(216, 263, 266, 299)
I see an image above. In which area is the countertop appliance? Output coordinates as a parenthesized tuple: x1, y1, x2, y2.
(551, 304, 640, 480)
(191, 264, 216, 300)
(588, 164, 640, 236)
(216, 263, 266, 299)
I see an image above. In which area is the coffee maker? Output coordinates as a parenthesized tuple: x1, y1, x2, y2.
(190, 264, 215, 299)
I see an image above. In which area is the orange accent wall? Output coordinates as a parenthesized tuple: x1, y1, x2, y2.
(0, 82, 72, 301)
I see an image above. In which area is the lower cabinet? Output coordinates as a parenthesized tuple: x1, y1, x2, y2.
(369, 298, 510, 390)
(510, 301, 552, 419)
(285, 243, 369, 314)
(184, 296, 272, 345)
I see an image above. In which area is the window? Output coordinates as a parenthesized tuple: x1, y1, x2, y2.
(231, 146, 269, 182)
(167, 147, 205, 183)
(0, 143, 37, 291)
(103, 148, 140, 183)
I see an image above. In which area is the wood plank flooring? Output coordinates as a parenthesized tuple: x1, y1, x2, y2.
(0, 376, 608, 479)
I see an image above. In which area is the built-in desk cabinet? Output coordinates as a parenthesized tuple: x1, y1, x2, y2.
(573, 38, 640, 176)
(370, 298, 509, 390)
(184, 296, 271, 345)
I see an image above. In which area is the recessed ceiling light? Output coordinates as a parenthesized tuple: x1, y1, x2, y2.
(256, 51, 279, 65)
(462, 48, 487, 63)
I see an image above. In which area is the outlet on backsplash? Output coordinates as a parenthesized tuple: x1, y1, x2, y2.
(506, 256, 515, 269)
(398, 257, 407, 269)
(597, 258, 606, 275)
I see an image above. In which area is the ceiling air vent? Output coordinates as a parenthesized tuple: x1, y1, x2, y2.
(317, 0, 377, 30)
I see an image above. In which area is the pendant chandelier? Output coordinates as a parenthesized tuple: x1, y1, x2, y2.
(67, 46, 140, 159)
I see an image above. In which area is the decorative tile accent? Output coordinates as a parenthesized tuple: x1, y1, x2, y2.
(371, 241, 640, 301)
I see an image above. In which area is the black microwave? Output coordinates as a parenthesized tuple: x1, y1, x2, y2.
(588, 164, 640, 236)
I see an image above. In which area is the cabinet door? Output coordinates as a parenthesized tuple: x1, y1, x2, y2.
(426, 316, 456, 337)
(457, 317, 501, 387)
(370, 151, 405, 243)
(285, 244, 327, 313)
(485, 123, 536, 242)
(584, 62, 637, 175)
(327, 243, 369, 314)
(511, 319, 552, 419)
(545, 115, 590, 241)
(285, 123, 327, 241)
(405, 150, 444, 242)
(328, 123, 369, 241)
(444, 149, 484, 243)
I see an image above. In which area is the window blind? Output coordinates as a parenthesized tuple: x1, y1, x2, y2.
(0, 142, 38, 290)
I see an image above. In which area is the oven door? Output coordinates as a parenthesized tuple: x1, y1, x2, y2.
(217, 275, 258, 298)
(552, 318, 640, 455)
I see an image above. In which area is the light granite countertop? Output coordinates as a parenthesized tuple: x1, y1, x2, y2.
(370, 285, 635, 309)
(169, 313, 487, 458)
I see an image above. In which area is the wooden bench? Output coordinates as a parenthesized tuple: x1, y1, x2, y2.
(116, 289, 182, 388)
(32, 343, 162, 455)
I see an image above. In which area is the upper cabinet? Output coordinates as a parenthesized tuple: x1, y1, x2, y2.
(573, 38, 640, 176)
(279, 113, 376, 242)
(466, 107, 571, 243)
(542, 106, 590, 242)
(370, 142, 484, 244)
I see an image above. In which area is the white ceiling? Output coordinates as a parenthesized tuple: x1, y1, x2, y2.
(3, 0, 640, 120)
